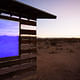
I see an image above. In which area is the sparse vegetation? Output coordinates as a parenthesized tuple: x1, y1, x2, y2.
(37, 38, 80, 80)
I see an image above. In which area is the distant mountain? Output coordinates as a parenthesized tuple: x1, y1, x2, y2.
(0, 35, 19, 42)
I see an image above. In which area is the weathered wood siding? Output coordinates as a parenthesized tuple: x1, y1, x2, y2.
(0, 22, 37, 80)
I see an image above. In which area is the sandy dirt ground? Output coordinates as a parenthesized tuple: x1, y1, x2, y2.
(37, 38, 80, 80)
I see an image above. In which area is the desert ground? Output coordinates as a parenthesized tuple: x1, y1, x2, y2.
(37, 38, 80, 80)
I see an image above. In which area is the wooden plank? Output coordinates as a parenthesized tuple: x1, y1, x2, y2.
(21, 45, 36, 50)
(0, 56, 20, 62)
(21, 39, 36, 44)
(0, 15, 36, 26)
(21, 37, 37, 43)
(21, 29, 36, 35)
(21, 36, 36, 44)
(0, 57, 36, 68)
(21, 49, 36, 53)
(0, 66, 36, 80)
(20, 20, 36, 26)
(0, 62, 36, 75)
(21, 36, 36, 40)
(21, 53, 36, 59)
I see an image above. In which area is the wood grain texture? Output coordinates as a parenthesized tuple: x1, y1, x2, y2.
(0, 65, 36, 80)
(0, 15, 36, 26)
(21, 48, 36, 53)
(0, 57, 36, 68)
(21, 29, 36, 35)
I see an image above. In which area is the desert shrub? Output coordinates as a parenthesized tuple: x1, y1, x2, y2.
(67, 39, 77, 43)
(38, 46, 42, 49)
(49, 51, 56, 54)
(50, 42, 57, 46)
(68, 49, 74, 53)
(45, 45, 49, 49)
(57, 44, 62, 47)
(56, 47, 63, 50)
(45, 40, 49, 44)
(76, 46, 80, 49)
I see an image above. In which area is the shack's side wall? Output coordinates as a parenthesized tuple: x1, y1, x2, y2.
(0, 21, 37, 80)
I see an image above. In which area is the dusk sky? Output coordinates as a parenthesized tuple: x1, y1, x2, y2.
(0, 19, 19, 36)
(1, 0, 79, 38)
(0, 19, 19, 58)
(16, 0, 80, 38)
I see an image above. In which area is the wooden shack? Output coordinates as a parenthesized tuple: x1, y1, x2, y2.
(0, 0, 56, 80)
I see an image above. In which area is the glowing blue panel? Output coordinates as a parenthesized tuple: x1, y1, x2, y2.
(0, 19, 19, 58)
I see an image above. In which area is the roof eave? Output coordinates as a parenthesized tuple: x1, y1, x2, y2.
(0, 0, 57, 20)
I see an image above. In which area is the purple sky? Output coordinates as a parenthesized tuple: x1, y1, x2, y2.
(0, 19, 19, 36)
(0, 19, 19, 58)
(17, 0, 80, 38)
